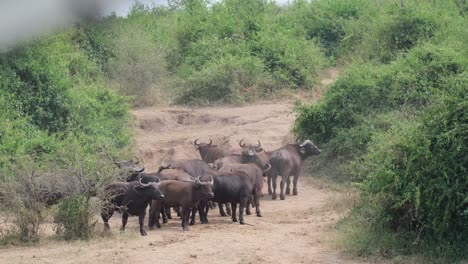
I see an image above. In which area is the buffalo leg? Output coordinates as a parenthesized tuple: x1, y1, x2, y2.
(209, 201, 216, 209)
(285, 177, 291, 195)
(101, 205, 114, 233)
(148, 203, 155, 229)
(254, 190, 262, 217)
(279, 175, 288, 200)
(154, 208, 162, 229)
(226, 203, 232, 216)
(239, 197, 248, 225)
(245, 196, 252, 215)
(199, 201, 209, 224)
(181, 207, 191, 231)
(120, 212, 129, 232)
(219, 203, 227, 216)
(271, 174, 278, 200)
(293, 174, 299, 195)
(162, 207, 168, 224)
(139, 212, 147, 236)
(231, 202, 238, 222)
(164, 206, 171, 221)
(267, 174, 273, 195)
(190, 206, 197, 226)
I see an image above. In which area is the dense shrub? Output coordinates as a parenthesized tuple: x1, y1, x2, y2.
(107, 28, 169, 107)
(55, 195, 96, 240)
(0, 27, 131, 243)
(175, 56, 274, 104)
(293, 1, 467, 259)
(376, 9, 438, 62)
(349, 86, 468, 257)
(251, 29, 327, 88)
(294, 43, 466, 147)
(0, 38, 73, 133)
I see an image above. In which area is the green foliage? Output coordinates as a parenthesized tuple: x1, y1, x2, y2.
(293, 1, 467, 259)
(55, 195, 96, 240)
(176, 56, 274, 104)
(294, 43, 466, 148)
(107, 27, 169, 107)
(252, 29, 327, 88)
(344, 87, 468, 259)
(1, 37, 72, 133)
(376, 9, 438, 62)
(347, 88, 468, 259)
(0, 27, 131, 243)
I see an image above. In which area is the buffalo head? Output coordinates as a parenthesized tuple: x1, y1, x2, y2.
(194, 138, 213, 151)
(298, 140, 321, 156)
(135, 178, 165, 200)
(239, 139, 263, 156)
(194, 176, 215, 199)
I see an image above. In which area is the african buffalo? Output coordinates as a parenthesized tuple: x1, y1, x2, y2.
(245, 140, 321, 200)
(219, 163, 267, 217)
(194, 138, 235, 163)
(157, 159, 213, 177)
(101, 179, 165, 236)
(148, 176, 214, 231)
(201, 171, 253, 225)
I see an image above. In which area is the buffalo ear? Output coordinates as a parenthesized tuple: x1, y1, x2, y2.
(299, 147, 306, 154)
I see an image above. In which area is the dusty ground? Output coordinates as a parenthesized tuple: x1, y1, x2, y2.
(0, 68, 367, 264)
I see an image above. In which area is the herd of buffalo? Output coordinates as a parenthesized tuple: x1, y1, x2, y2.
(103, 139, 321, 236)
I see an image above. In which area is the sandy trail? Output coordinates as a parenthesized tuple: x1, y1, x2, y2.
(0, 68, 367, 264)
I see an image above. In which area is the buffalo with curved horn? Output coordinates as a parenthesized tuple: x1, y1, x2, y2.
(194, 138, 233, 163)
(101, 178, 164, 236)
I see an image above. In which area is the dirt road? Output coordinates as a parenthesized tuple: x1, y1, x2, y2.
(0, 98, 365, 264)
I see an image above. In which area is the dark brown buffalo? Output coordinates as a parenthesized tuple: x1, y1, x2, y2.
(157, 159, 213, 177)
(148, 177, 214, 231)
(125, 169, 192, 221)
(194, 138, 234, 163)
(201, 171, 253, 225)
(243, 140, 321, 200)
(219, 163, 265, 217)
(101, 179, 165, 236)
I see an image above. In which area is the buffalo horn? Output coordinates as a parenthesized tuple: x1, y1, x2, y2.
(239, 139, 245, 147)
(139, 178, 151, 188)
(256, 140, 261, 148)
(299, 139, 312, 147)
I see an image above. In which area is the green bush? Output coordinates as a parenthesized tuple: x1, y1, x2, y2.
(0, 38, 73, 133)
(294, 43, 466, 146)
(377, 9, 437, 62)
(175, 56, 274, 104)
(106, 27, 169, 107)
(350, 87, 467, 258)
(55, 195, 96, 240)
(251, 29, 327, 88)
